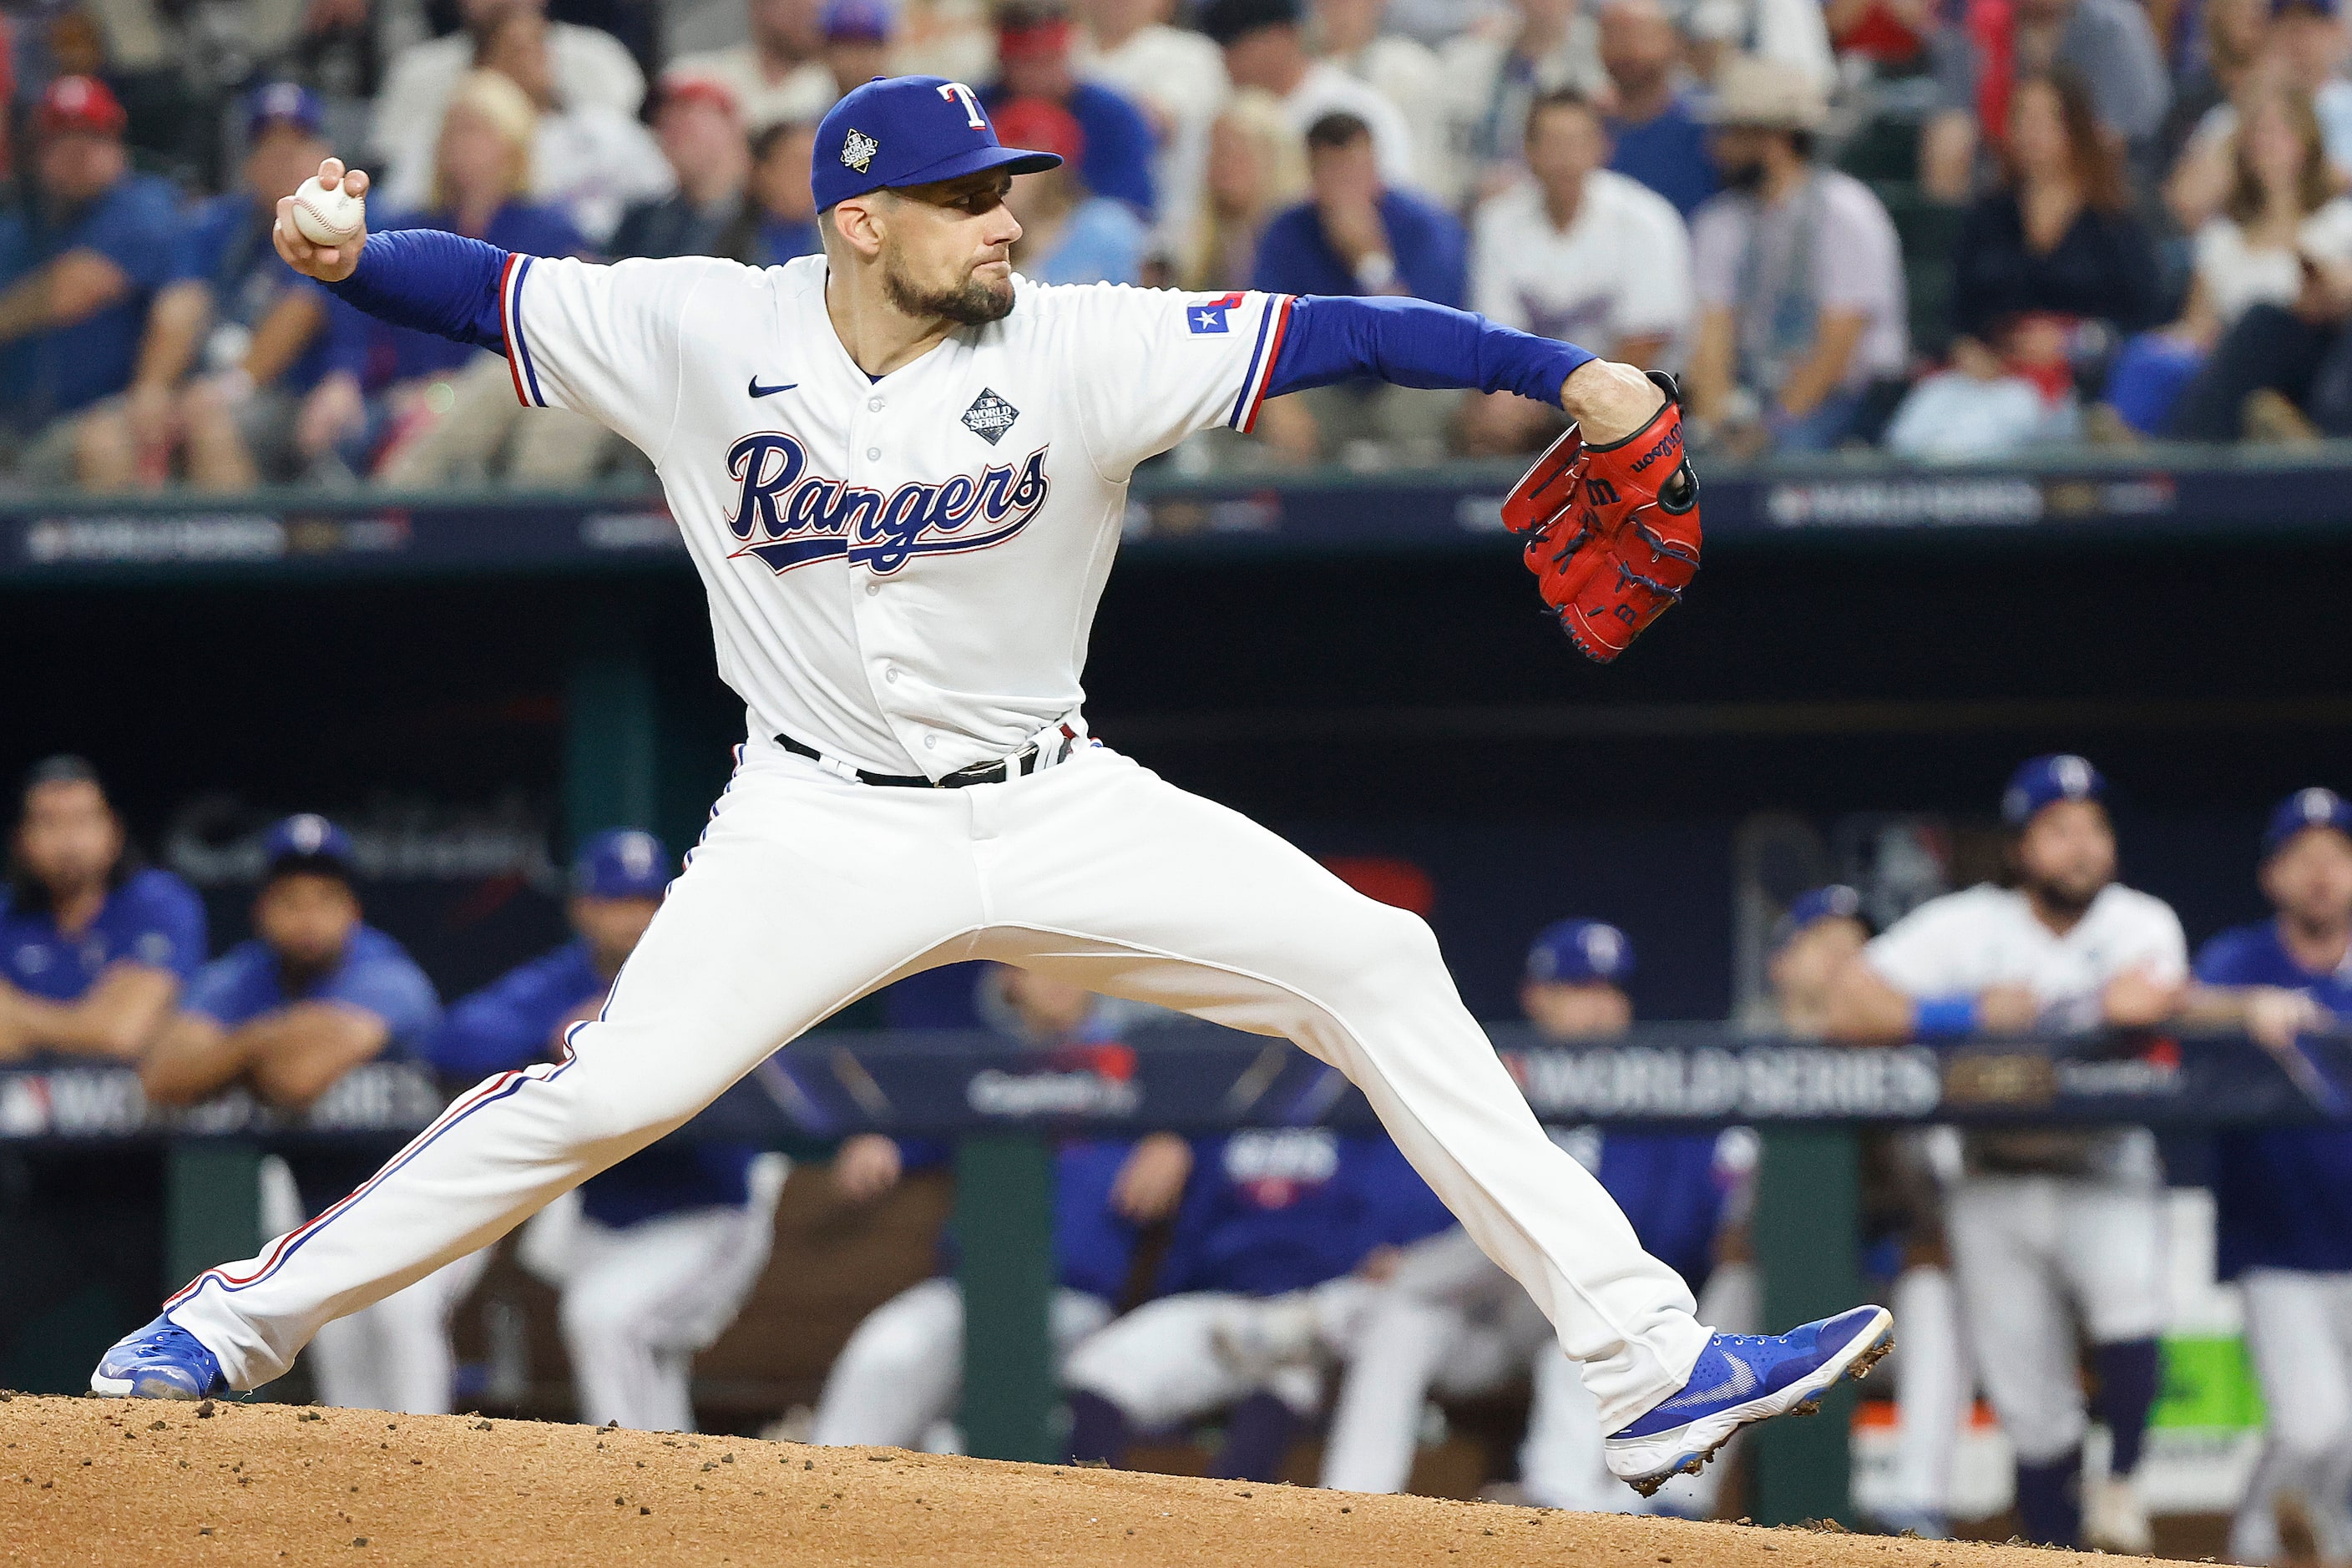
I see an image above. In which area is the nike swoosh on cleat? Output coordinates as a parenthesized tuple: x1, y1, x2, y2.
(1654, 1358, 1761, 1414)
(747, 377, 797, 398)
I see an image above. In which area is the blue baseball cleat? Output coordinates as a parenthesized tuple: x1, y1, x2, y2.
(89, 1315, 224, 1401)
(1606, 1305, 1894, 1496)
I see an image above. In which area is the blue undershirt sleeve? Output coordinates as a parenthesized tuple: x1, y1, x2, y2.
(322, 228, 510, 355)
(1262, 294, 1596, 404)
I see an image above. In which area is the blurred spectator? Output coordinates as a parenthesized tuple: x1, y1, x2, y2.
(1311, 0, 1450, 200)
(1074, 0, 1232, 263)
(2114, 86, 2352, 435)
(1687, 58, 1907, 453)
(1923, 0, 2170, 200)
(332, 69, 600, 486)
(140, 814, 459, 1415)
(1201, 0, 1421, 192)
(166, 84, 349, 490)
(668, 0, 836, 128)
(0, 78, 190, 490)
(1462, 89, 1693, 454)
(746, 120, 827, 263)
(0, 756, 201, 1064)
(821, 0, 897, 97)
(2161, 86, 2352, 440)
(2172, 0, 2352, 232)
(609, 76, 756, 260)
(1599, 0, 1717, 217)
(1437, 0, 1607, 199)
(370, 0, 647, 192)
(465, 0, 673, 245)
(1947, 73, 2161, 357)
(1252, 110, 1467, 460)
(1180, 86, 1309, 290)
(428, 829, 782, 1433)
(994, 98, 1151, 281)
(983, 3, 1159, 217)
(1677, 0, 1836, 90)
(2158, 0, 2271, 173)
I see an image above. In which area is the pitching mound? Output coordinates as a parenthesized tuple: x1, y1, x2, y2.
(0, 1395, 2181, 1565)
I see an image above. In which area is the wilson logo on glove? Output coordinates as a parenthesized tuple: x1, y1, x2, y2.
(1500, 370, 1702, 664)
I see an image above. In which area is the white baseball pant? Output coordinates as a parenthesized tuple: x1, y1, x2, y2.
(260, 1154, 488, 1415)
(167, 743, 1708, 1428)
(2228, 1268, 2352, 1565)
(811, 1277, 1114, 1449)
(1064, 1292, 1325, 1425)
(1945, 1174, 2167, 1464)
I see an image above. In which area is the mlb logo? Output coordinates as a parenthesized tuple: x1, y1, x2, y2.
(1186, 293, 1243, 334)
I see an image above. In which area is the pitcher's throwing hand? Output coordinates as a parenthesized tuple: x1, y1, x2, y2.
(273, 158, 369, 282)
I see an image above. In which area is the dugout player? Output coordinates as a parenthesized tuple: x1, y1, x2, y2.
(811, 965, 1191, 1451)
(1827, 756, 2186, 1553)
(107, 78, 1889, 1500)
(1064, 1125, 1444, 1481)
(0, 756, 204, 1378)
(427, 828, 783, 1433)
(139, 814, 453, 1413)
(2182, 789, 2352, 1566)
(1777, 887, 1966, 1540)
(0, 756, 204, 1062)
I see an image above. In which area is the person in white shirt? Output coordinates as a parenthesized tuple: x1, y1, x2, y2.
(368, 0, 645, 179)
(1075, 0, 1232, 264)
(1438, 0, 1609, 200)
(1200, 0, 1424, 193)
(463, 3, 673, 246)
(1310, 0, 1450, 201)
(1463, 88, 1692, 453)
(667, 0, 840, 129)
(1828, 754, 2188, 1555)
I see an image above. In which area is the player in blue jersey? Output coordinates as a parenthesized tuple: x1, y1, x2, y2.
(812, 965, 1190, 1450)
(140, 813, 448, 1413)
(0, 756, 205, 1061)
(2183, 790, 2352, 1567)
(430, 828, 784, 1433)
(1063, 1125, 1448, 1482)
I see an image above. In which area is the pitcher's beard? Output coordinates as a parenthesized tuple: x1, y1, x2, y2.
(884, 254, 1014, 325)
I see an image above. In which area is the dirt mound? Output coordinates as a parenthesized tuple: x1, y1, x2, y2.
(0, 1395, 2183, 1565)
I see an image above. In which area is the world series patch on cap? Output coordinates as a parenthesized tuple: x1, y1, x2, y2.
(812, 74, 1062, 211)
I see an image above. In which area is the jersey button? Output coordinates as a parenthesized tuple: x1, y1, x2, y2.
(923, 735, 937, 750)
(866, 447, 882, 460)
(865, 582, 879, 596)
(884, 668, 899, 684)
(867, 398, 883, 412)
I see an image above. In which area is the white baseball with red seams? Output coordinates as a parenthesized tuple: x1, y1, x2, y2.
(158, 251, 1719, 1445)
(288, 175, 364, 246)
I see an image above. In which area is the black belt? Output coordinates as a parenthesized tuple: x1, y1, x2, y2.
(776, 730, 1066, 788)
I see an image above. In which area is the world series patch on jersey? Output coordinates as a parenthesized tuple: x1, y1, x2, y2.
(496, 254, 1295, 781)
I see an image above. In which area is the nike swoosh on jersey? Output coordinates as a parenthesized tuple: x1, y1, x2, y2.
(747, 377, 798, 398)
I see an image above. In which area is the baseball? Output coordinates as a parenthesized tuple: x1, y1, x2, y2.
(289, 175, 365, 247)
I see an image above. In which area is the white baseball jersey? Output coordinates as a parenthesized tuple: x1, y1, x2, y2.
(498, 252, 1295, 779)
(1864, 882, 2188, 1028)
(1866, 881, 2187, 1181)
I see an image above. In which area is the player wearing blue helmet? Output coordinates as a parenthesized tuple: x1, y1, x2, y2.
(2183, 791, 2352, 1566)
(1829, 756, 2187, 1553)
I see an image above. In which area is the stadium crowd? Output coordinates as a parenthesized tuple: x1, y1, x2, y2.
(8, 748, 2352, 1558)
(4, 0, 2352, 487)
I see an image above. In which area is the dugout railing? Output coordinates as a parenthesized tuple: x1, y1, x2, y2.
(4, 1023, 2337, 1525)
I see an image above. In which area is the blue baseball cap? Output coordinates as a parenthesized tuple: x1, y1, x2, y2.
(1772, 884, 1866, 951)
(1525, 920, 1635, 985)
(247, 81, 325, 138)
(574, 828, 673, 899)
(2264, 787, 2352, 857)
(811, 74, 1061, 211)
(824, 0, 895, 41)
(262, 812, 354, 876)
(2001, 753, 2105, 828)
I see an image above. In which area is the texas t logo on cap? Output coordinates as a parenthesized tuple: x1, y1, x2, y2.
(811, 74, 1062, 210)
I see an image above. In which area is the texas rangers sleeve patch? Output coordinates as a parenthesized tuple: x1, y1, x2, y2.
(1186, 293, 1243, 335)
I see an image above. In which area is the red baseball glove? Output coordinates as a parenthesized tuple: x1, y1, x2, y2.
(1500, 372, 1701, 663)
